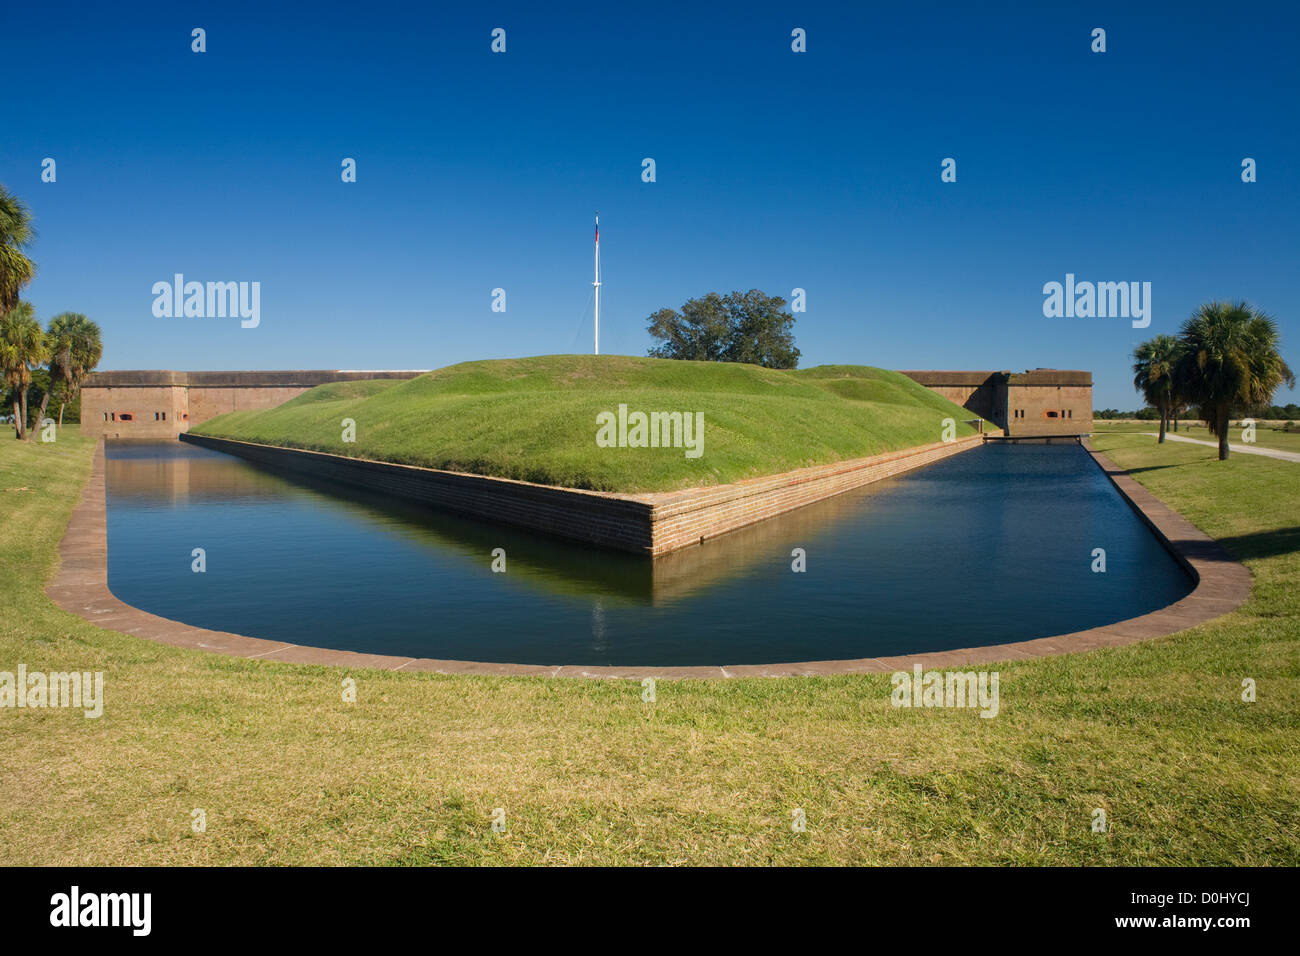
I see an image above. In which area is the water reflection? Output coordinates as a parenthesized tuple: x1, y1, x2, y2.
(105, 440, 904, 608)
(103, 440, 1195, 666)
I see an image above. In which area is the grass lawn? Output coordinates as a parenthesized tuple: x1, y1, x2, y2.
(1093, 419, 1300, 454)
(190, 355, 990, 493)
(0, 430, 1296, 865)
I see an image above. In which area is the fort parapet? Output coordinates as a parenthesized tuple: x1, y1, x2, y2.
(80, 369, 426, 439)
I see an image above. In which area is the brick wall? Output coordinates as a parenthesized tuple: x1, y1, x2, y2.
(1005, 384, 1093, 436)
(79, 370, 425, 438)
(180, 434, 657, 552)
(187, 386, 312, 425)
(180, 433, 985, 555)
(643, 436, 984, 554)
(917, 381, 1006, 428)
(901, 369, 1091, 437)
(80, 385, 189, 439)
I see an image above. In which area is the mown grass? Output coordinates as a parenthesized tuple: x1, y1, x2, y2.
(190, 355, 990, 492)
(1093, 419, 1300, 454)
(0, 430, 1295, 865)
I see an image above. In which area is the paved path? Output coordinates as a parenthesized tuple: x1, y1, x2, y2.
(1147, 432, 1300, 462)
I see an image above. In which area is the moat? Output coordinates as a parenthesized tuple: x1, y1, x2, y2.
(103, 440, 1195, 667)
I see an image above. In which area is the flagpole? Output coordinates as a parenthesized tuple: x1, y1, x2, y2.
(593, 213, 600, 355)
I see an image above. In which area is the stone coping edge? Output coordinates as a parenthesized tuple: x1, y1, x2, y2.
(177, 432, 986, 555)
(45, 437, 1253, 680)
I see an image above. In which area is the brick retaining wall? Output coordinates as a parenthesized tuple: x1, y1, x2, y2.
(179, 433, 984, 555)
(643, 437, 984, 553)
(180, 434, 656, 552)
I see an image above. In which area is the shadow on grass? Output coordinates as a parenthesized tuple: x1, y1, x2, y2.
(1210, 526, 1300, 561)
(1118, 463, 1196, 475)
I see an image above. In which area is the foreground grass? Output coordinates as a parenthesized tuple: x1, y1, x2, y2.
(0, 431, 1296, 865)
(191, 355, 988, 492)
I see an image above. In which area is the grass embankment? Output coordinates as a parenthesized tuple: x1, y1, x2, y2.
(190, 355, 987, 493)
(1, 432, 1296, 865)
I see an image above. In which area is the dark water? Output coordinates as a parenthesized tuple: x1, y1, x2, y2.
(104, 440, 1194, 666)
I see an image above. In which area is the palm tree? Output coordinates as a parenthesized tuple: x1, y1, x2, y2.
(39, 312, 102, 427)
(0, 185, 37, 313)
(1170, 397, 1187, 432)
(1176, 301, 1295, 461)
(1132, 334, 1183, 443)
(0, 302, 50, 439)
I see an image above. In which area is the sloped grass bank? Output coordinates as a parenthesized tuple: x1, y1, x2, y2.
(191, 355, 987, 493)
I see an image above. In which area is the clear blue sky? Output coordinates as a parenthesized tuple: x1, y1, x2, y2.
(6, 0, 1298, 409)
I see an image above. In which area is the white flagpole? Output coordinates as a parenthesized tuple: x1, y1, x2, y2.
(593, 213, 601, 355)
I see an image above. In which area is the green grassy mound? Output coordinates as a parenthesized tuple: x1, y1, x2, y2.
(190, 355, 990, 493)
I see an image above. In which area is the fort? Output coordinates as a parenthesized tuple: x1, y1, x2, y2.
(81, 366, 1092, 440)
(80, 369, 426, 439)
(899, 369, 1093, 437)
(76, 363, 1092, 554)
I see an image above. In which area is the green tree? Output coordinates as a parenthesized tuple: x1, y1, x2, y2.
(647, 292, 730, 362)
(648, 290, 800, 369)
(1176, 301, 1294, 461)
(38, 312, 102, 427)
(1132, 334, 1184, 443)
(0, 185, 37, 313)
(0, 302, 49, 439)
(720, 289, 801, 368)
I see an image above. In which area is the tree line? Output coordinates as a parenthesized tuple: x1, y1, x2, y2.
(0, 185, 102, 439)
(1133, 302, 1293, 460)
(1097, 403, 1300, 422)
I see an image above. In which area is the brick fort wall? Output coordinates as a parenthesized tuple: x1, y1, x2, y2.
(80, 370, 425, 439)
(900, 369, 1091, 437)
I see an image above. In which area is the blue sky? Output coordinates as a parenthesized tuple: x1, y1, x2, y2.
(5, 0, 1298, 408)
